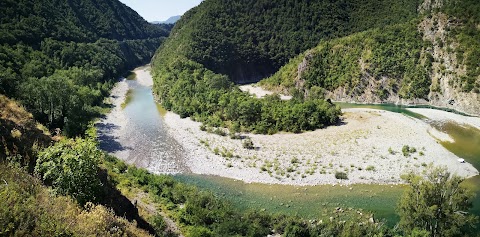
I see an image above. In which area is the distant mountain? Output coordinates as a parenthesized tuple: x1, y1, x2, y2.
(152, 15, 181, 24)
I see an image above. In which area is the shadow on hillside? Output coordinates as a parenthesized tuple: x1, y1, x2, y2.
(0, 118, 52, 172)
(98, 169, 155, 235)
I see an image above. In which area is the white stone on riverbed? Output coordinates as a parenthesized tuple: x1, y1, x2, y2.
(163, 107, 478, 185)
(100, 68, 479, 185)
(408, 108, 480, 130)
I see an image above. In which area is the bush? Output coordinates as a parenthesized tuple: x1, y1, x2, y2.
(335, 172, 348, 180)
(388, 147, 395, 155)
(402, 145, 411, 157)
(151, 214, 167, 235)
(242, 138, 255, 150)
(35, 138, 103, 205)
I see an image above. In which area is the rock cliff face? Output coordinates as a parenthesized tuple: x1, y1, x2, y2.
(291, 12, 479, 115)
(420, 13, 480, 115)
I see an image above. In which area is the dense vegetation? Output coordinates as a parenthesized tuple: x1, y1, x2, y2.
(261, 20, 432, 100)
(0, 0, 169, 44)
(154, 59, 341, 134)
(444, 0, 480, 93)
(35, 137, 104, 205)
(260, 0, 480, 100)
(157, 0, 421, 82)
(0, 163, 152, 236)
(1, 96, 152, 236)
(0, 0, 171, 136)
(104, 155, 392, 236)
(398, 168, 478, 237)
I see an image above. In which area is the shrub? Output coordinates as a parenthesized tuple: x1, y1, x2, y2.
(291, 157, 299, 164)
(388, 147, 395, 155)
(151, 214, 167, 234)
(242, 138, 254, 150)
(335, 172, 348, 180)
(35, 138, 103, 205)
(402, 145, 410, 157)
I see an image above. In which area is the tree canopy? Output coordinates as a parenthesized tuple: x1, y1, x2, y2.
(35, 137, 103, 205)
(398, 168, 478, 237)
(0, 0, 171, 136)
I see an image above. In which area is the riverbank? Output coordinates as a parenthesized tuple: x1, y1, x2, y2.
(239, 84, 292, 100)
(408, 108, 480, 130)
(97, 66, 188, 174)
(164, 107, 478, 185)
(99, 68, 478, 185)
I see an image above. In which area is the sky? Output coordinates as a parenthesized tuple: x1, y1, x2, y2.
(118, 0, 203, 22)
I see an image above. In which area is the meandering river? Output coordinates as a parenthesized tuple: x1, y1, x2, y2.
(97, 66, 480, 226)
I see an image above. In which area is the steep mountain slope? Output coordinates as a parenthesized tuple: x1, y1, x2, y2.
(152, 15, 181, 25)
(260, 0, 480, 115)
(0, 0, 171, 136)
(0, 95, 51, 169)
(0, 164, 153, 236)
(154, 0, 421, 83)
(151, 0, 427, 133)
(0, 0, 168, 44)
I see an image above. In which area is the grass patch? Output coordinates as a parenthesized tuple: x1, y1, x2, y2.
(121, 89, 133, 109)
(126, 71, 137, 80)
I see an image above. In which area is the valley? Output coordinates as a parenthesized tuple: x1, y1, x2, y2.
(97, 65, 480, 227)
(2, 0, 480, 236)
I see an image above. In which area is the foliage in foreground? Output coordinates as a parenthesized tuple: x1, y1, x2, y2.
(398, 168, 478, 237)
(103, 155, 389, 237)
(2, 123, 478, 236)
(0, 163, 151, 236)
(35, 137, 104, 206)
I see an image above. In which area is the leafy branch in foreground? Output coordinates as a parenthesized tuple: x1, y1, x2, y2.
(35, 137, 103, 205)
(398, 167, 478, 237)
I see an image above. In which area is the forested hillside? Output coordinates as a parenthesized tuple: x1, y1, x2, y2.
(0, 0, 169, 44)
(155, 0, 421, 83)
(260, 0, 480, 115)
(0, 0, 171, 136)
(151, 0, 425, 134)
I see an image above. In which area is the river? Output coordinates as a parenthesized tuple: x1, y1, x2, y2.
(97, 66, 480, 226)
(96, 66, 188, 174)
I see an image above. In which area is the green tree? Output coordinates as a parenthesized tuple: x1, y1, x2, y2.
(398, 167, 478, 237)
(35, 137, 103, 205)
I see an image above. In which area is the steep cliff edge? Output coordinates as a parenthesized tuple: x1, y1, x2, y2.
(260, 0, 480, 115)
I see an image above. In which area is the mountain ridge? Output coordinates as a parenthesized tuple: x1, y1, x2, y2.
(0, 0, 171, 136)
(259, 0, 480, 115)
(152, 15, 181, 24)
